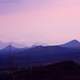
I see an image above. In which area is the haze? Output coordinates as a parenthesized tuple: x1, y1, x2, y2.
(0, 0, 80, 46)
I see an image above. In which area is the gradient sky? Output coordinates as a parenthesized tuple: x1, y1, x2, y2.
(0, 0, 80, 46)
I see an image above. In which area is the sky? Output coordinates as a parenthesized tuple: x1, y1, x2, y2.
(0, 0, 80, 46)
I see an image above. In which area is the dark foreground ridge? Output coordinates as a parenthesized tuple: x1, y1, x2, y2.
(0, 61, 80, 80)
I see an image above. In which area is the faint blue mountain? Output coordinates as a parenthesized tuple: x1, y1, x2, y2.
(2, 45, 17, 51)
(0, 41, 8, 49)
(61, 40, 80, 48)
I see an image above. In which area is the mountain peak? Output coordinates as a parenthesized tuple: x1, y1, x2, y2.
(6, 45, 15, 48)
(2, 44, 18, 51)
(69, 40, 80, 43)
(61, 40, 80, 48)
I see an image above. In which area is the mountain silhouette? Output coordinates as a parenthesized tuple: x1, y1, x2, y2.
(12, 45, 80, 67)
(0, 41, 8, 49)
(0, 41, 27, 49)
(61, 40, 80, 48)
(0, 61, 79, 80)
(31, 61, 80, 80)
(1, 45, 19, 52)
(0, 40, 80, 68)
(0, 40, 80, 80)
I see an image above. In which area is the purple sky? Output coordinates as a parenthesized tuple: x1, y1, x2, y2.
(0, 0, 80, 46)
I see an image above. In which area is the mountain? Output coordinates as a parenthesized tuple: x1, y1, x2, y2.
(0, 41, 27, 49)
(0, 61, 79, 80)
(0, 40, 80, 68)
(0, 41, 9, 49)
(0, 45, 27, 55)
(2, 45, 17, 51)
(61, 40, 80, 48)
(31, 61, 80, 80)
(14, 45, 80, 67)
(0, 44, 80, 68)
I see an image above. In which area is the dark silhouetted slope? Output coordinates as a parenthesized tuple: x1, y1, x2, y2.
(0, 61, 79, 80)
(31, 61, 80, 80)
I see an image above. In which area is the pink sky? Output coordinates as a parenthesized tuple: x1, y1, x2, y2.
(0, 0, 80, 46)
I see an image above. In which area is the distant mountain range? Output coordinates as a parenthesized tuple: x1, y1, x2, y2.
(61, 40, 80, 48)
(0, 39, 80, 49)
(0, 41, 27, 49)
(0, 40, 80, 69)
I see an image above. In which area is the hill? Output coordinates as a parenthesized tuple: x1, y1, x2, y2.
(0, 61, 80, 80)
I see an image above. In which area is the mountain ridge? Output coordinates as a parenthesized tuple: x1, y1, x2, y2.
(61, 39, 80, 48)
(0, 39, 80, 49)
